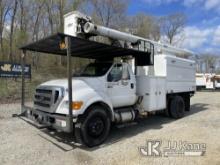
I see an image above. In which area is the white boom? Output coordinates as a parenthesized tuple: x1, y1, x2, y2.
(64, 11, 194, 57)
(83, 22, 194, 57)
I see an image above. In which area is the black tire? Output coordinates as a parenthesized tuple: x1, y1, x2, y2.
(169, 96, 185, 119)
(76, 106, 111, 147)
(164, 98, 172, 117)
(184, 95, 190, 111)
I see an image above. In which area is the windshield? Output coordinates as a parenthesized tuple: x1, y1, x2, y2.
(76, 62, 113, 77)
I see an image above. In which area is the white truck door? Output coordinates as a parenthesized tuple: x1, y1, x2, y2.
(107, 63, 136, 108)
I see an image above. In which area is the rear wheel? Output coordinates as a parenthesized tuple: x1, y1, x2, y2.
(184, 94, 190, 111)
(164, 98, 172, 117)
(169, 96, 185, 119)
(75, 106, 111, 147)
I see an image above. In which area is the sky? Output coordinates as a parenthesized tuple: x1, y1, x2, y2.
(128, 0, 220, 55)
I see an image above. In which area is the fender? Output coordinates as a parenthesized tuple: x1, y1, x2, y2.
(56, 87, 115, 121)
(81, 91, 114, 121)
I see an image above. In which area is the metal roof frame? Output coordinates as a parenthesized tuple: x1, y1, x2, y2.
(20, 33, 150, 59)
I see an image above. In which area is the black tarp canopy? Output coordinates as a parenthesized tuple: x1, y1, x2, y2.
(20, 33, 153, 63)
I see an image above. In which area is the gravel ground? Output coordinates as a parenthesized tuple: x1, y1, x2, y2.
(0, 91, 220, 165)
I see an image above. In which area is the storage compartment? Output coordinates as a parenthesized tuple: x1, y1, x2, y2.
(136, 76, 166, 112)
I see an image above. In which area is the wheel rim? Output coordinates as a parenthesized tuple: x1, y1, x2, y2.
(87, 117, 105, 137)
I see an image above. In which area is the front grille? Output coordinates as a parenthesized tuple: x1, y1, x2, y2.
(34, 101, 51, 108)
(54, 90, 59, 103)
(34, 87, 63, 112)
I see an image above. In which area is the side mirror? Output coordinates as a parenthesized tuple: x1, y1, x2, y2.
(121, 80, 129, 86)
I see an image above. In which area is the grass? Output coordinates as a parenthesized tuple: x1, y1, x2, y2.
(0, 66, 67, 104)
(0, 56, 90, 104)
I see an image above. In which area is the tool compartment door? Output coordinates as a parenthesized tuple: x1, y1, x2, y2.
(136, 76, 166, 112)
(156, 77, 166, 110)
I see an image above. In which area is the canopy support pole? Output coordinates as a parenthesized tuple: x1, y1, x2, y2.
(66, 36, 73, 132)
(21, 50, 26, 115)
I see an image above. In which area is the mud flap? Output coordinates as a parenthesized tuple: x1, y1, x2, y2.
(74, 123, 83, 144)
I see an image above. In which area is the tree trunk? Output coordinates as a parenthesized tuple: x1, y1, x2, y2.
(46, 0, 54, 34)
(32, 2, 44, 70)
(59, 0, 65, 66)
(0, 2, 10, 58)
(9, 0, 18, 61)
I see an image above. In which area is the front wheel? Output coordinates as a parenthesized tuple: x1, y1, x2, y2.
(75, 106, 111, 147)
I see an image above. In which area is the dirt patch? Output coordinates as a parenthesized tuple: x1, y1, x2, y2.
(0, 92, 220, 165)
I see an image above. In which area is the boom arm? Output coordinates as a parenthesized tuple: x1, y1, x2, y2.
(83, 22, 194, 57)
(64, 11, 194, 57)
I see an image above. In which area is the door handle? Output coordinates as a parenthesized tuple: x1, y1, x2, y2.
(107, 85, 113, 88)
(131, 83, 134, 89)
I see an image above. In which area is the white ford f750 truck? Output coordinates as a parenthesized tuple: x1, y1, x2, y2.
(26, 11, 196, 147)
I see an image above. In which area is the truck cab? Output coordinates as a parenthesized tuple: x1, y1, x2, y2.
(35, 61, 136, 115)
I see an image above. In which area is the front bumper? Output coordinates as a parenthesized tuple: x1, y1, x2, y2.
(23, 106, 76, 132)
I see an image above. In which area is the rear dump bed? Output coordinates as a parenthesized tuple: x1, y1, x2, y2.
(154, 54, 196, 93)
(136, 54, 196, 112)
